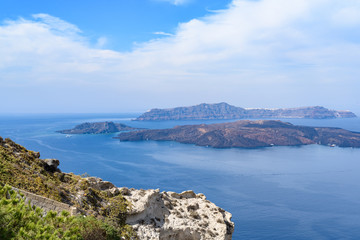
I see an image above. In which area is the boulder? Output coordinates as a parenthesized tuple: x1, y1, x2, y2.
(43, 159, 60, 172)
(85, 177, 115, 191)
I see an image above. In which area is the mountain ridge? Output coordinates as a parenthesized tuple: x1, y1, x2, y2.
(135, 102, 356, 121)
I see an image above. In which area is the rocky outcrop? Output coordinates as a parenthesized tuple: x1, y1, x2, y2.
(85, 177, 116, 191)
(66, 177, 235, 239)
(57, 121, 137, 134)
(120, 188, 234, 240)
(117, 120, 360, 148)
(42, 158, 60, 172)
(135, 103, 356, 121)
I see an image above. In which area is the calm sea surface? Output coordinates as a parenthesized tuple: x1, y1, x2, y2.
(1, 114, 360, 239)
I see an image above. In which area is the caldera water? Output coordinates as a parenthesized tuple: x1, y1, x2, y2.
(1, 113, 360, 239)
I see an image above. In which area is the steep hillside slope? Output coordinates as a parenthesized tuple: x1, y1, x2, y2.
(0, 137, 234, 239)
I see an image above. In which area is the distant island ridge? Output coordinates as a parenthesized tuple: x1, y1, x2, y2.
(135, 102, 356, 121)
(117, 120, 360, 148)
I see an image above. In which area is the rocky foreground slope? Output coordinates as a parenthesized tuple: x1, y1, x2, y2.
(57, 121, 137, 134)
(117, 120, 360, 148)
(0, 136, 234, 239)
(135, 102, 356, 121)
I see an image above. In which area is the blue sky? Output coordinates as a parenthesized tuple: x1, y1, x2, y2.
(0, 0, 231, 51)
(1, 0, 360, 113)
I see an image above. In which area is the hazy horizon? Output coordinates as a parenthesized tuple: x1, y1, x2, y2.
(1, 102, 360, 114)
(1, 101, 359, 116)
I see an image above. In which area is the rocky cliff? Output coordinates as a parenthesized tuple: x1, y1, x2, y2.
(121, 188, 234, 240)
(117, 120, 360, 148)
(0, 136, 234, 239)
(57, 121, 137, 134)
(135, 103, 356, 121)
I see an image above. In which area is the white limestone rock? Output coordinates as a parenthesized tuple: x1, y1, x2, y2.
(120, 188, 234, 240)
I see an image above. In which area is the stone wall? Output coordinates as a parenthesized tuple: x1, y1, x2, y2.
(12, 187, 78, 216)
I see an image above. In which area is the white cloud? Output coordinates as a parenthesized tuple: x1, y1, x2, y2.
(96, 37, 108, 48)
(1, 0, 360, 113)
(333, 7, 360, 26)
(159, 0, 191, 6)
(172, 0, 190, 5)
(153, 31, 174, 36)
(32, 14, 81, 36)
(0, 15, 122, 80)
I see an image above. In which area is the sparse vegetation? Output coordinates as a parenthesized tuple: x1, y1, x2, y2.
(0, 137, 138, 239)
(0, 185, 136, 239)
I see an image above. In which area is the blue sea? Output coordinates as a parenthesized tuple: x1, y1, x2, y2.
(1, 113, 360, 239)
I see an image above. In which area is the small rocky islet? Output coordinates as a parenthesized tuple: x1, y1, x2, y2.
(57, 121, 137, 134)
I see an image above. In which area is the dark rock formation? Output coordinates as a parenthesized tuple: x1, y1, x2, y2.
(116, 120, 360, 148)
(135, 102, 356, 121)
(42, 158, 60, 173)
(57, 121, 137, 134)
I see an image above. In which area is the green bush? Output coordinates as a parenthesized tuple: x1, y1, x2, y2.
(0, 185, 137, 240)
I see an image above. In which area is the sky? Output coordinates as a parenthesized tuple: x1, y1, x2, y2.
(1, 0, 360, 113)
